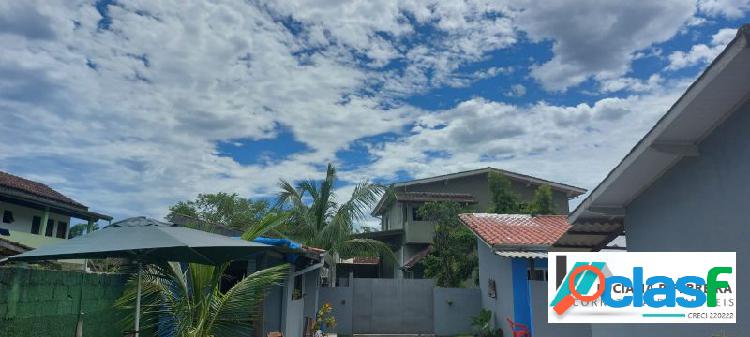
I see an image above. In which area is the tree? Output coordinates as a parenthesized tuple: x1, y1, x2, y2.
(418, 201, 478, 287)
(488, 171, 521, 213)
(528, 184, 555, 215)
(488, 171, 556, 215)
(166, 193, 271, 232)
(68, 223, 100, 239)
(116, 218, 289, 337)
(276, 163, 394, 284)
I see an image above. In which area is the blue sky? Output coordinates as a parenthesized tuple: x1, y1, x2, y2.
(0, 1, 748, 224)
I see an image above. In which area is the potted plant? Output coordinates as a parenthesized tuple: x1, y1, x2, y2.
(312, 303, 337, 337)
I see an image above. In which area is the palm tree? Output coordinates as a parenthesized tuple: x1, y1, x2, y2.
(276, 163, 394, 285)
(115, 221, 289, 337)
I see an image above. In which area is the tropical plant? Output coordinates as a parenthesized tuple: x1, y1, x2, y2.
(471, 309, 502, 337)
(488, 171, 556, 215)
(418, 201, 478, 287)
(116, 262, 288, 337)
(68, 222, 100, 239)
(527, 184, 555, 215)
(116, 218, 289, 337)
(488, 171, 521, 213)
(312, 302, 336, 332)
(276, 163, 394, 284)
(166, 192, 272, 232)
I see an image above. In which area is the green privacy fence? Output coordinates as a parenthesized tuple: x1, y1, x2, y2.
(0, 267, 131, 337)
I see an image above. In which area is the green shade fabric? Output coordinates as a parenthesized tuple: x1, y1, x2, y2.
(5, 216, 274, 265)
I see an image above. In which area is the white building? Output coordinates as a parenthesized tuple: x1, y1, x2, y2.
(0, 170, 111, 255)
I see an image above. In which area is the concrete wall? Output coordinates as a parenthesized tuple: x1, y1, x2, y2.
(530, 281, 591, 337)
(319, 279, 480, 336)
(0, 267, 134, 337)
(303, 269, 320, 321)
(352, 278, 434, 334)
(433, 287, 481, 336)
(318, 286, 353, 335)
(590, 95, 750, 336)
(477, 242, 515, 337)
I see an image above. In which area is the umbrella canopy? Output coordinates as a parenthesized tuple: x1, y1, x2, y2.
(5, 216, 275, 265)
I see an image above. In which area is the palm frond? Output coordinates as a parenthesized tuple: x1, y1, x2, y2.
(208, 264, 290, 337)
(339, 238, 396, 262)
(240, 211, 290, 241)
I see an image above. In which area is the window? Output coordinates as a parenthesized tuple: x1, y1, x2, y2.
(411, 205, 424, 221)
(528, 269, 548, 281)
(44, 219, 54, 237)
(56, 221, 67, 238)
(31, 216, 41, 234)
(292, 274, 304, 300)
(488, 279, 497, 298)
(2, 210, 13, 223)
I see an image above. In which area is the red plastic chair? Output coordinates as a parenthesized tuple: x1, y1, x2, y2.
(506, 317, 531, 337)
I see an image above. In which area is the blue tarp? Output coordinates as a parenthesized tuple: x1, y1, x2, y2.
(251, 236, 303, 262)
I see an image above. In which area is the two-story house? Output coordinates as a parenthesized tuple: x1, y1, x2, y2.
(0, 171, 111, 256)
(365, 167, 586, 279)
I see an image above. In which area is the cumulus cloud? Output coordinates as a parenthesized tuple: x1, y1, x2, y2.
(512, 0, 695, 91)
(666, 28, 737, 70)
(506, 84, 527, 97)
(357, 78, 692, 198)
(0, 0, 738, 221)
(0, 0, 520, 219)
(698, 0, 750, 18)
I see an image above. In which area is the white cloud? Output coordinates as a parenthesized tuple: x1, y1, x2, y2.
(666, 28, 736, 70)
(506, 84, 527, 97)
(512, 0, 695, 91)
(357, 78, 693, 200)
(0, 0, 733, 224)
(0, 0, 520, 219)
(698, 0, 750, 18)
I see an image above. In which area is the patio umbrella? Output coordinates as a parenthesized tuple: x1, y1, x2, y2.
(2, 216, 277, 337)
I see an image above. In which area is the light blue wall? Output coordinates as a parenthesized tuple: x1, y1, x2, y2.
(433, 287, 481, 336)
(530, 281, 592, 337)
(477, 242, 516, 337)
(591, 99, 750, 336)
(318, 286, 353, 335)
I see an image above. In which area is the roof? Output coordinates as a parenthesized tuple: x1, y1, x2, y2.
(0, 171, 111, 221)
(352, 228, 404, 240)
(0, 237, 32, 257)
(569, 24, 750, 229)
(372, 167, 586, 215)
(459, 213, 571, 248)
(551, 220, 624, 252)
(395, 191, 476, 203)
(339, 256, 380, 265)
(401, 245, 432, 270)
(395, 167, 587, 196)
(0, 171, 85, 208)
(372, 192, 476, 215)
(495, 250, 548, 259)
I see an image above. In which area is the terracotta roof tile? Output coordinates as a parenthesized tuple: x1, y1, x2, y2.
(0, 171, 86, 209)
(459, 213, 570, 247)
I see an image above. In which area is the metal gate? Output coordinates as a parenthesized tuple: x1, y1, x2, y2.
(351, 278, 434, 334)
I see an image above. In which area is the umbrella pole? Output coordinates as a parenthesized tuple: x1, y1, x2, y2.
(135, 262, 142, 337)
